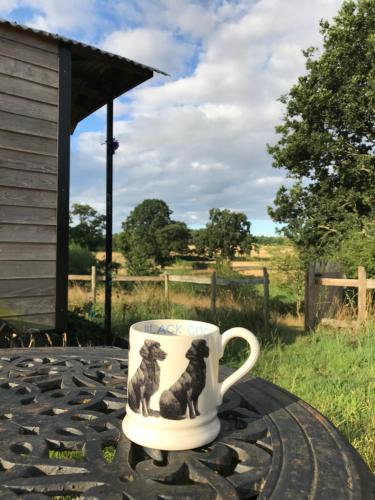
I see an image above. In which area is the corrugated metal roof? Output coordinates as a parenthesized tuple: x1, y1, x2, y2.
(0, 18, 168, 76)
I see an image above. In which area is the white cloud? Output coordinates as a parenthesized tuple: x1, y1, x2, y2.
(67, 0, 344, 230)
(256, 176, 284, 185)
(7, 0, 106, 37)
(101, 27, 190, 74)
(0, 0, 20, 15)
(113, 0, 218, 40)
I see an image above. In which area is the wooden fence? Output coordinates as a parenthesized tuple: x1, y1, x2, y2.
(69, 267, 270, 333)
(305, 263, 375, 330)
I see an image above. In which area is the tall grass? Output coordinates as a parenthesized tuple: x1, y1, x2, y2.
(69, 280, 267, 341)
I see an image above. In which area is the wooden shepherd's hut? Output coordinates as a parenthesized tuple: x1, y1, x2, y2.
(0, 20, 164, 333)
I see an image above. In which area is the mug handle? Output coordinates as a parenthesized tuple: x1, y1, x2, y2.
(218, 327, 260, 403)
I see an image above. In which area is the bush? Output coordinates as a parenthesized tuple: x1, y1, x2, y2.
(270, 246, 305, 316)
(69, 243, 96, 274)
(192, 262, 208, 270)
(327, 220, 375, 277)
(67, 311, 105, 346)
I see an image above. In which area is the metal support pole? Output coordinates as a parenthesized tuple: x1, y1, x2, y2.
(105, 101, 113, 345)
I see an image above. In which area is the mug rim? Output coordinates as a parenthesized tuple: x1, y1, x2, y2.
(130, 318, 219, 337)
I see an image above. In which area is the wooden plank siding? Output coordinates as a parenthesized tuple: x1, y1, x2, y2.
(0, 25, 58, 54)
(0, 167, 57, 191)
(0, 93, 58, 122)
(0, 243, 56, 260)
(0, 224, 57, 243)
(0, 148, 57, 173)
(0, 110, 58, 138)
(0, 206, 56, 225)
(0, 35, 58, 70)
(0, 130, 57, 155)
(0, 24, 59, 330)
(0, 73, 58, 104)
(0, 55, 58, 87)
(0, 186, 57, 208)
(0, 261, 56, 279)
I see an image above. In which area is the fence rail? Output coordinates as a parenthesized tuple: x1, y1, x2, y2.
(68, 274, 264, 286)
(315, 277, 375, 288)
(69, 267, 270, 333)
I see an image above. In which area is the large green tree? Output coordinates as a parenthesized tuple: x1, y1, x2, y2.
(69, 203, 106, 251)
(268, 0, 375, 260)
(121, 199, 190, 274)
(194, 209, 254, 260)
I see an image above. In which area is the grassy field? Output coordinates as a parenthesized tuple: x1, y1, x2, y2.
(68, 248, 374, 472)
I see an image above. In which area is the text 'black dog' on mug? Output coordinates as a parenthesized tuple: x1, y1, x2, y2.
(123, 319, 260, 450)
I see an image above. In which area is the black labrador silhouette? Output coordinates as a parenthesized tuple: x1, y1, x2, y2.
(128, 339, 166, 416)
(159, 339, 209, 420)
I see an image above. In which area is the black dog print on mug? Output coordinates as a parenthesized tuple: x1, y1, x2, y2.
(159, 339, 209, 420)
(127, 339, 166, 417)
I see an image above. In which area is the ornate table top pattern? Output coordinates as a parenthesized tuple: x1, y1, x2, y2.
(0, 347, 372, 499)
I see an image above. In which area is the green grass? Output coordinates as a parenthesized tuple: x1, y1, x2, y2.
(49, 450, 84, 460)
(49, 446, 115, 463)
(50, 447, 116, 499)
(224, 323, 375, 472)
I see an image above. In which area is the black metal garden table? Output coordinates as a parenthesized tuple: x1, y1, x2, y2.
(0, 347, 373, 499)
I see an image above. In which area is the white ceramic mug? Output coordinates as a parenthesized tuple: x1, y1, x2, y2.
(122, 319, 260, 450)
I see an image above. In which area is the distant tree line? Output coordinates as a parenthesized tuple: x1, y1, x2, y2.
(119, 200, 255, 275)
(68, 200, 256, 275)
(254, 235, 288, 246)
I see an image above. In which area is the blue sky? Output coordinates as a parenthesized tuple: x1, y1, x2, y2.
(2, 0, 343, 235)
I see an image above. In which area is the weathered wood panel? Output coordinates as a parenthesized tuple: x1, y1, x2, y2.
(0, 24, 58, 54)
(0, 93, 57, 122)
(0, 73, 58, 104)
(0, 167, 57, 191)
(0, 187, 57, 208)
(0, 206, 56, 225)
(0, 224, 56, 244)
(0, 295, 55, 315)
(0, 130, 57, 155)
(0, 243, 56, 261)
(0, 278, 55, 298)
(0, 147, 57, 173)
(0, 313, 55, 329)
(0, 24, 59, 331)
(0, 261, 55, 279)
(0, 36, 58, 70)
(0, 55, 58, 87)
(0, 110, 57, 139)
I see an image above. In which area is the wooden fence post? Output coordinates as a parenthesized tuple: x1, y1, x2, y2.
(262, 267, 270, 335)
(164, 271, 169, 302)
(210, 271, 217, 316)
(91, 266, 97, 303)
(358, 266, 367, 323)
(305, 262, 318, 331)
